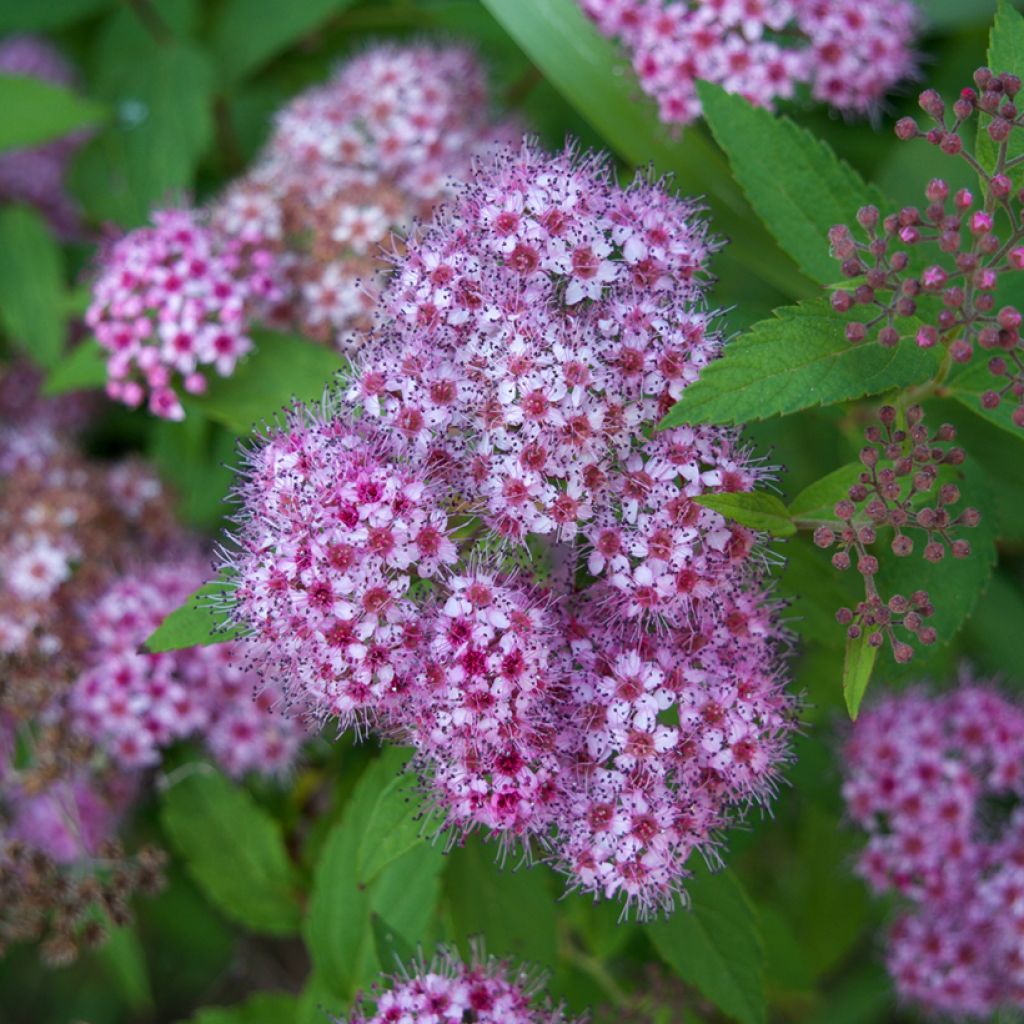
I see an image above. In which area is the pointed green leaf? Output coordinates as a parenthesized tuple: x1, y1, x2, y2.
(0, 74, 106, 153)
(69, 42, 214, 226)
(693, 491, 795, 537)
(946, 361, 1024, 441)
(0, 205, 65, 368)
(142, 574, 243, 654)
(43, 337, 108, 395)
(787, 464, 864, 524)
(305, 749, 443, 1002)
(647, 864, 765, 1024)
(160, 769, 302, 935)
(842, 631, 878, 720)
(198, 329, 346, 434)
(660, 302, 940, 427)
(696, 80, 889, 285)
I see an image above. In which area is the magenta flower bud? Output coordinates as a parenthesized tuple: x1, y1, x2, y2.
(919, 88, 944, 118)
(1008, 247, 1024, 269)
(990, 356, 1008, 375)
(942, 287, 965, 308)
(991, 173, 1013, 198)
(921, 265, 947, 290)
(940, 133, 963, 154)
(925, 178, 949, 202)
(988, 118, 1011, 143)
(1003, 73, 1022, 97)
(974, 268, 998, 290)
(878, 326, 900, 347)
(999, 306, 1022, 329)
(899, 226, 920, 244)
(950, 338, 973, 362)
(832, 290, 854, 313)
(974, 66, 994, 88)
(979, 326, 1001, 348)
(969, 211, 993, 234)
(953, 98, 973, 121)
(813, 526, 835, 548)
(857, 205, 880, 230)
(895, 116, 919, 140)
(846, 321, 867, 343)
(954, 188, 973, 210)
(982, 390, 1001, 409)
(1014, 406, 1024, 428)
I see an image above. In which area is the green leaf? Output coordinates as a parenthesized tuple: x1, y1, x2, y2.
(697, 81, 887, 285)
(69, 42, 213, 226)
(43, 337, 108, 396)
(693, 491, 795, 537)
(842, 631, 878, 720)
(787, 463, 864, 524)
(211, 0, 358, 84)
(977, 0, 1024, 188)
(647, 864, 765, 1024)
(946, 361, 1024, 440)
(305, 749, 443, 1002)
(159, 768, 302, 935)
(0, 0, 113, 31)
(357, 773, 429, 885)
(445, 837, 558, 968)
(371, 913, 415, 974)
(142, 574, 243, 654)
(198, 329, 346, 434)
(188, 992, 298, 1024)
(95, 924, 153, 1014)
(0, 205, 65, 369)
(0, 74, 107, 153)
(660, 302, 940, 427)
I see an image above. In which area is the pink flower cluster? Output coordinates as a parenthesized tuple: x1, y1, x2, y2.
(340, 947, 584, 1024)
(352, 141, 722, 546)
(212, 43, 518, 350)
(843, 681, 1024, 1017)
(220, 143, 797, 917)
(579, 0, 918, 126)
(0, 35, 86, 236)
(71, 559, 307, 776)
(86, 208, 279, 421)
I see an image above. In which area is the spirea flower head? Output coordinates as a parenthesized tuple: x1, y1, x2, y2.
(86, 208, 270, 420)
(220, 137, 797, 918)
(579, 0, 918, 127)
(551, 588, 794, 916)
(352, 139, 722, 543)
(0, 35, 86, 236)
(397, 568, 571, 847)
(212, 43, 519, 350)
(338, 946, 587, 1024)
(219, 402, 458, 728)
(834, 68, 1024, 430)
(843, 677, 1024, 1017)
(70, 559, 307, 776)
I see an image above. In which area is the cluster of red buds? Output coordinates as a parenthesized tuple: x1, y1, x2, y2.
(811, 406, 979, 661)
(830, 68, 1024, 427)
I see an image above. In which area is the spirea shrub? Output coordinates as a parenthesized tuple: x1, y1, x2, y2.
(843, 678, 1024, 1017)
(579, 0, 918, 126)
(217, 141, 798, 917)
